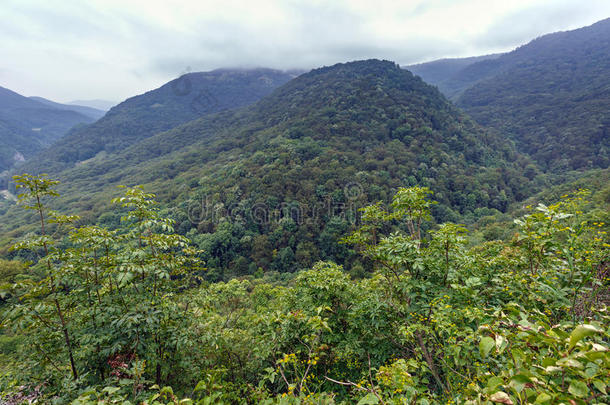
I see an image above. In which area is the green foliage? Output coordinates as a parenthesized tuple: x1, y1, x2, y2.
(2, 176, 203, 401)
(1, 178, 608, 403)
(463, 310, 609, 404)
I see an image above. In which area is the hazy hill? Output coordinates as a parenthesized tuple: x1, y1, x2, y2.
(68, 99, 117, 111)
(0, 86, 96, 172)
(1, 60, 536, 277)
(29, 96, 106, 120)
(21, 68, 298, 174)
(407, 53, 503, 98)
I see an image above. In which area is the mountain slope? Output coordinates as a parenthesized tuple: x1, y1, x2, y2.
(0, 86, 96, 172)
(411, 18, 610, 172)
(21, 69, 298, 174)
(29, 96, 106, 120)
(2, 60, 536, 277)
(456, 18, 610, 171)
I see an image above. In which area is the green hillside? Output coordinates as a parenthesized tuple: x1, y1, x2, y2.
(1, 173, 607, 404)
(1, 60, 537, 279)
(410, 18, 610, 172)
(17, 69, 298, 176)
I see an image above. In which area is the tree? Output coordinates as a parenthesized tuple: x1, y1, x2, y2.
(9, 174, 79, 380)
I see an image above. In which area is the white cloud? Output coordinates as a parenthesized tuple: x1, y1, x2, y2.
(0, 0, 608, 102)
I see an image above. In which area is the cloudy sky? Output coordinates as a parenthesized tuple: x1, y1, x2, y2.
(1, 0, 608, 104)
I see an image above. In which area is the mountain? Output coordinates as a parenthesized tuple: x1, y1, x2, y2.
(457, 18, 610, 171)
(68, 99, 117, 111)
(407, 53, 503, 98)
(19, 68, 298, 175)
(29, 96, 106, 120)
(1, 60, 536, 278)
(0, 86, 97, 172)
(411, 18, 610, 172)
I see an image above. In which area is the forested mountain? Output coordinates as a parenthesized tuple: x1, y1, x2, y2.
(19, 69, 298, 174)
(0, 60, 537, 278)
(411, 18, 610, 172)
(29, 96, 106, 120)
(0, 86, 98, 172)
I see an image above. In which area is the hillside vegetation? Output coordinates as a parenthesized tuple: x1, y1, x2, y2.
(1, 17, 609, 404)
(0, 175, 607, 404)
(0, 60, 537, 279)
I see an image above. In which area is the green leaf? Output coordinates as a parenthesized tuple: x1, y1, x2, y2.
(568, 380, 588, 398)
(534, 393, 552, 404)
(556, 357, 583, 369)
(357, 393, 380, 405)
(480, 336, 495, 358)
(544, 366, 563, 373)
(592, 379, 606, 394)
(487, 376, 504, 390)
(102, 386, 120, 395)
(569, 324, 602, 349)
(510, 374, 531, 393)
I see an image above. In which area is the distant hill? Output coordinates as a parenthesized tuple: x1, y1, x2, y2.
(21, 68, 298, 174)
(1, 60, 536, 277)
(0, 86, 96, 173)
(68, 99, 117, 111)
(29, 96, 106, 120)
(411, 18, 610, 172)
(407, 54, 503, 98)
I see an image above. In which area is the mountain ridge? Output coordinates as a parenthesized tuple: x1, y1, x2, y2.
(29, 96, 106, 120)
(68, 99, 117, 111)
(456, 17, 610, 171)
(17, 68, 299, 176)
(406, 53, 504, 97)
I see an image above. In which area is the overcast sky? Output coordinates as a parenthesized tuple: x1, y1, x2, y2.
(1, 0, 608, 104)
